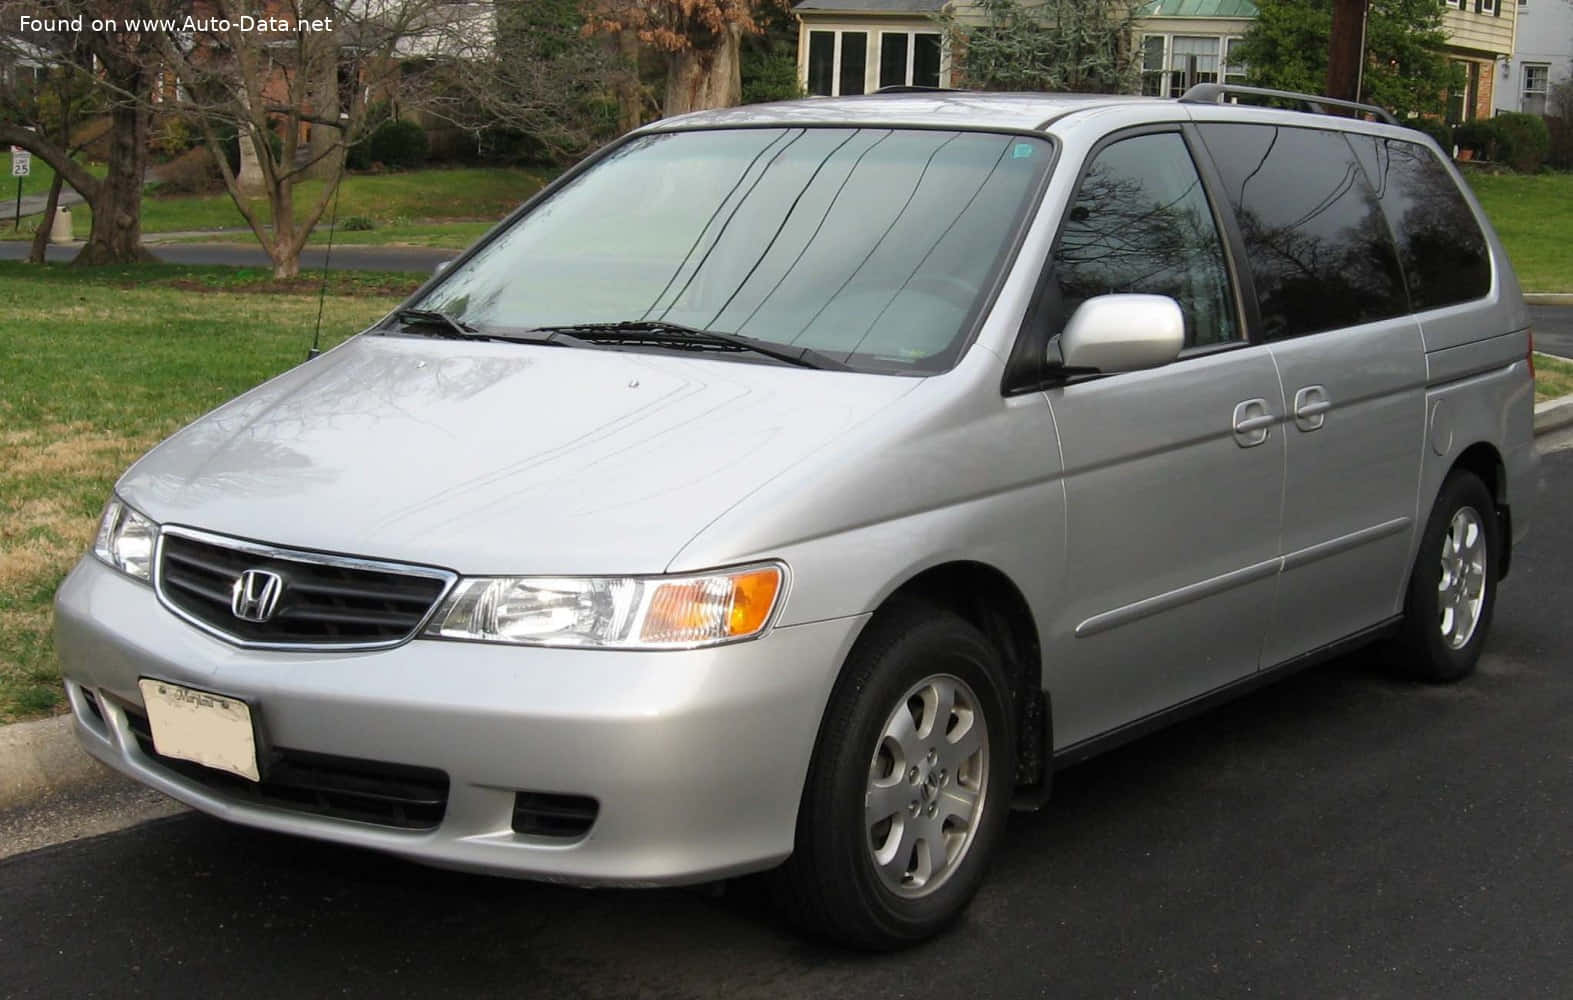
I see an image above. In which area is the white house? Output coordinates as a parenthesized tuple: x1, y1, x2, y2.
(1494, 0, 1571, 114)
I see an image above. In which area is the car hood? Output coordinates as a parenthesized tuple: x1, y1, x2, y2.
(119, 334, 920, 574)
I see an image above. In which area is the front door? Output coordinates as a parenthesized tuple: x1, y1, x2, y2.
(1039, 129, 1286, 750)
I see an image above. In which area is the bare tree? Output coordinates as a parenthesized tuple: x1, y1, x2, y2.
(421, 0, 621, 162)
(158, 0, 460, 278)
(586, 0, 780, 115)
(1, 0, 173, 264)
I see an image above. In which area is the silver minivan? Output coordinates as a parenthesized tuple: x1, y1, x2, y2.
(55, 86, 1536, 948)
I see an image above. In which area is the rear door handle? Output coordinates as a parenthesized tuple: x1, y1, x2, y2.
(1232, 398, 1275, 448)
(1293, 385, 1331, 431)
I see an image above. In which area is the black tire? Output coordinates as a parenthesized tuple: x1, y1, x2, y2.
(1394, 471, 1499, 682)
(770, 601, 1015, 950)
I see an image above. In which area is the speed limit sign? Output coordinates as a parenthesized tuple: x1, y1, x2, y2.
(10, 150, 30, 177)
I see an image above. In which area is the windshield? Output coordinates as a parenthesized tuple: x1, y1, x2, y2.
(413, 127, 1053, 373)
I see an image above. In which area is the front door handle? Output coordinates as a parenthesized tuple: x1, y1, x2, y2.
(1232, 398, 1275, 448)
(1293, 385, 1331, 431)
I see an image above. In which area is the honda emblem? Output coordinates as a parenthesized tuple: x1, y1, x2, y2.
(230, 569, 284, 623)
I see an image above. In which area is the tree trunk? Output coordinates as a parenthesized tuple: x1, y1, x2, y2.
(74, 100, 155, 265)
(664, 24, 743, 116)
(305, 40, 342, 180)
(616, 28, 643, 133)
(270, 248, 301, 280)
(27, 173, 64, 265)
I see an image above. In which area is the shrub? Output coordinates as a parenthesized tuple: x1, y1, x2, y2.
(742, 45, 805, 105)
(341, 215, 376, 232)
(361, 119, 429, 171)
(1452, 119, 1496, 159)
(1408, 118, 1453, 153)
(151, 114, 201, 160)
(1549, 81, 1573, 170)
(147, 145, 224, 196)
(1452, 115, 1550, 171)
(1491, 111, 1550, 173)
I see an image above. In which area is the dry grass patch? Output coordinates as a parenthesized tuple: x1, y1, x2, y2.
(0, 422, 166, 720)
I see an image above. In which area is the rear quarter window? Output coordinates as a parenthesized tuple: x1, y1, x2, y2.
(1346, 136, 1492, 310)
(1198, 123, 1409, 340)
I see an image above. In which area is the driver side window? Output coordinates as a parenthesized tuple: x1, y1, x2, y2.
(1053, 132, 1239, 348)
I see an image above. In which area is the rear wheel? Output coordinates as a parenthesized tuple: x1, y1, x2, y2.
(771, 602, 1015, 949)
(1395, 471, 1499, 682)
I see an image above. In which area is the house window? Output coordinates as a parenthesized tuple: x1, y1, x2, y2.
(839, 32, 867, 96)
(1168, 36, 1221, 96)
(1141, 36, 1166, 96)
(1477, 0, 1497, 13)
(1140, 35, 1238, 97)
(1223, 37, 1246, 85)
(1523, 63, 1550, 115)
(806, 30, 867, 97)
(808, 28, 939, 96)
(878, 32, 942, 89)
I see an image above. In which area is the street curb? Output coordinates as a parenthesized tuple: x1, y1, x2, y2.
(0, 714, 119, 813)
(1525, 293, 1573, 306)
(2, 387, 1572, 815)
(1535, 391, 1573, 436)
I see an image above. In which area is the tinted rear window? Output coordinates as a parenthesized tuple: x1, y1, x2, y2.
(1346, 136, 1492, 310)
(1198, 124, 1408, 340)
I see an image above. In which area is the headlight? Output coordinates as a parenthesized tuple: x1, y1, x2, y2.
(424, 563, 785, 649)
(93, 497, 160, 581)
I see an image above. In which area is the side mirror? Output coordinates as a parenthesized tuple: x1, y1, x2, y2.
(1053, 294, 1185, 373)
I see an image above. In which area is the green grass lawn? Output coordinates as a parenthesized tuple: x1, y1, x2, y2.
(1466, 171, 1573, 294)
(3, 165, 551, 241)
(1535, 353, 1573, 403)
(0, 262, 419, 722)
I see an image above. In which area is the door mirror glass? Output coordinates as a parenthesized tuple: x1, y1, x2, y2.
(1054, 294, 1184, 373)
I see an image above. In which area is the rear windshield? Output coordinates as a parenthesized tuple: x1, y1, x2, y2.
(415, 127, 1053, 373)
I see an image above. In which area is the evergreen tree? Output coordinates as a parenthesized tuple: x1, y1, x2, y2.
(937, 0, 1144, 94)
(1234, 0, 1460, 119)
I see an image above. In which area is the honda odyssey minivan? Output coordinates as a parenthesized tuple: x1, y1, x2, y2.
(55, 85, 1535, 949)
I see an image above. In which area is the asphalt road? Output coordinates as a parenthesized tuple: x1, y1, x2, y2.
(1531, 305, 1573, 360)
(3, 454, 1572, 999)
(0, 239, 456, 274)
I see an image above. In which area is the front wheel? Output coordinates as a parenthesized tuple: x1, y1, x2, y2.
(1394, 471, 1499, 682)
(770, 602, 1015, 949)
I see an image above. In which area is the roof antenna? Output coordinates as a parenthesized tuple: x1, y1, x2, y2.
(308, 170, 345, 361)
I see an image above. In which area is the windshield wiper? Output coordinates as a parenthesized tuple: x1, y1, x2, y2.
(392, 308, 485, 339)
(527, 320, 852, 372)
(391, 309, 580, 348)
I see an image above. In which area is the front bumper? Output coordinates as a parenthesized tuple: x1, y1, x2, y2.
(54, 557, 867, 886)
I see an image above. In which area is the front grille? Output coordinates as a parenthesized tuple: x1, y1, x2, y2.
(156, 530, 451, 648)
(512, 791, 599, 839)
(126, 709, 449, 831)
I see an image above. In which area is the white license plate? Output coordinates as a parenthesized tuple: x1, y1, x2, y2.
(137, 679, 260, 782)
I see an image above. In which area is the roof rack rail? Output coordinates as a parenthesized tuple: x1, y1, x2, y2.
(872, 85, 960, 95)
(1178, 83, 1399, 126)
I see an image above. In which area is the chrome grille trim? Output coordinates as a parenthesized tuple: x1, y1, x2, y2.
(152, 525, 458, 652)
